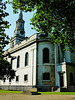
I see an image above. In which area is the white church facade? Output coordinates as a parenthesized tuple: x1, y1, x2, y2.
(0, 11, 75, 92)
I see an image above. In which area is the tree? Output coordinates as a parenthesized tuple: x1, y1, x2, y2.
(9, 0, 75, 52)
(0, 59, 15, 81)
(0, 0, 10, 59)
(0, 0, 15, 80)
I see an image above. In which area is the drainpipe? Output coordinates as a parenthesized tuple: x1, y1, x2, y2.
(36, 41, 38, 89)
(32, 50, 33, 88)
(32, 49, 34, 88)
(55, 45, 58, 87)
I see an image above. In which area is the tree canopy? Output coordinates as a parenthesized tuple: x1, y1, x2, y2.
(9, 0, 75, 52)
(0, 0, 15, 80)
(0, 59, 15, 81)
(0, 0, 10, 59)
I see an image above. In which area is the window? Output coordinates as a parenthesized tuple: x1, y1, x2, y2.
(43, 48, 49, 63)
(70, 72, 73, 83)
(24, 75, 28, 81)
(9, 78, 11, 82)
(43, 73, 50, 80)
(25, 52, 28, 66)
(3, 78, 6, 83)
(17, 56, 20, 68)
(16, 76, 19, 82)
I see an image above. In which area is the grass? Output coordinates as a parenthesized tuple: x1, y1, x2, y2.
(0, 90, 75, 95)
(0, 89, 22, 94)
(38, 92, 75, 95)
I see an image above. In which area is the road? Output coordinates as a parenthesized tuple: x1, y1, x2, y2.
(0, 93, 75, 100)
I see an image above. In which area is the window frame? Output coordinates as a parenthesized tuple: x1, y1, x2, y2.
(42, 72, 50, 81)
(43, 48, 49, 64)
(16, 76, 19, 82)
(70, 72, 73, 83)
(3, 78, 6, 83)
(9, 78, 11, 83)
(25, 52, 29, 66)
(11, 58, 13, 68)
(24, 74, 28, 81)
(17, 56, 20, 68)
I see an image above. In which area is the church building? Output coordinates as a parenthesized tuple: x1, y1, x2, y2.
(0, 11, 75, 92)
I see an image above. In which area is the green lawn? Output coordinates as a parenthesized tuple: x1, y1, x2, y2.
(0, 90, 75, 95)
(39, 92, 75, 95)
(0, 90, 22, 94)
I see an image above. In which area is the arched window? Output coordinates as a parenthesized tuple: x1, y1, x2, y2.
(43, 48, 49, 63)
(70, 72, 73, 83)
(25, 52, 28, 66)
(17, 56, 20, 68)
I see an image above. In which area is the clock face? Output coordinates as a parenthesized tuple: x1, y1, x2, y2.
(20, 30, 24, 35)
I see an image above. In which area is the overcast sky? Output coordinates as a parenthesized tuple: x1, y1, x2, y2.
(3, 0, 37, 50)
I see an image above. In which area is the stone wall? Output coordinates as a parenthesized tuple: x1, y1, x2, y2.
(68, 86, 75, 92)
(0, 85, 32, 91)
(66, 64, 75, 86)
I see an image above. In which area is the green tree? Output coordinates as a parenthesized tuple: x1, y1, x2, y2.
(0, 0, 15, 81)
(0, 59, 15, 81)
(9, 0, 75, 52)
(0, 0, 10, 59)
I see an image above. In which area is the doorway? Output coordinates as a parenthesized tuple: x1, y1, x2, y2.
(60, 74, 64, 87)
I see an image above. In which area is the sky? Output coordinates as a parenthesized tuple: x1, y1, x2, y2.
(3, 0, 37, 50)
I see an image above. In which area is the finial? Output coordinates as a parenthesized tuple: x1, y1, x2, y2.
(19, 10, 23, 19)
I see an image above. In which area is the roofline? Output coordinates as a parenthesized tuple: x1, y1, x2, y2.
(4, 33, 52, 55)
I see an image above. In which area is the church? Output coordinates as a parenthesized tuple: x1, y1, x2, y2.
(0, 11, 75, 92)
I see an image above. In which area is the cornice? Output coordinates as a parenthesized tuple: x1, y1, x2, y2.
(4, 33, 51, 55)
(4, 34, 38, 55)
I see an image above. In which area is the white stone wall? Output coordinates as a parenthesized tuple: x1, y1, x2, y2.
(56, 62, 67, 87)
(1, 43, 37, 86)
(62, 63, 67, 87)
(1, 33, 75, 91)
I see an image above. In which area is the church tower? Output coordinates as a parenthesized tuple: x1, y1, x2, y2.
(10, 11, 25, 48)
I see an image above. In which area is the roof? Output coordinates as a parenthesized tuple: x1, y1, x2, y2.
(4, 33, 38, 55)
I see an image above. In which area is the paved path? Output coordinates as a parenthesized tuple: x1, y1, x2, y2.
(0, 93, 75, 100)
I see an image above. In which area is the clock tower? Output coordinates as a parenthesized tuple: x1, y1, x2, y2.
(14, 11, 25, 37)
(10, 11, 25, 48)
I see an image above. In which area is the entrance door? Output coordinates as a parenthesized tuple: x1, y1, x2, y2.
(60, 74, 64, 87)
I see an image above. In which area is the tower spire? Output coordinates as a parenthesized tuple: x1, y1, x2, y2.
(10, 11, 25, 47)
(14, 10, 25, 37)
(19, 11, 23, 20)
(11, 11, 25, 45)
